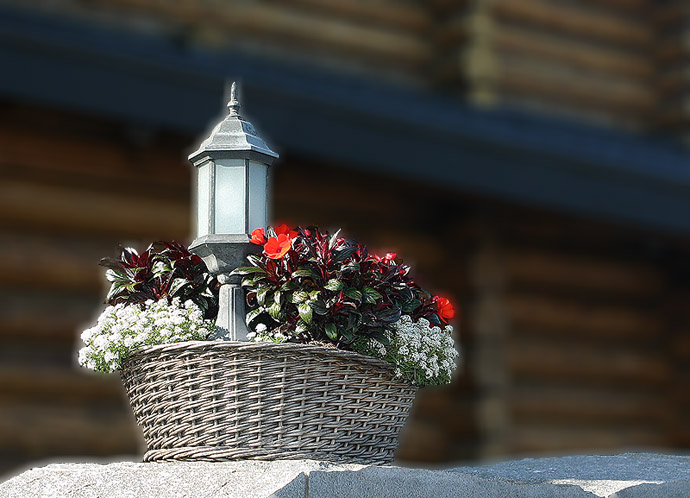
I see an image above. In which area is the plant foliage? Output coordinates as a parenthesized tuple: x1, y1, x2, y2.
(99, 241, 219, 320)
(233, 226, 448, 349)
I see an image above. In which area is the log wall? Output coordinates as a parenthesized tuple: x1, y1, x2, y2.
(6, 0, 688, 141)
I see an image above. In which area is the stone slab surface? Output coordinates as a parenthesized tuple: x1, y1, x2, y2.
(1, 453, 688, 497)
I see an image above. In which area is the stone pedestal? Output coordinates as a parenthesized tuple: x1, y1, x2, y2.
(2, 454, 689, 497)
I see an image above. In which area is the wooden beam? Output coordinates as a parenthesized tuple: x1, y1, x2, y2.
(507, 294, 663, 342)
(91, 0, 431, 69)
(0, 180, 190, 239)
(493, 26, 653, 79)
(262, 0, 431, 33)
(503, 249, 665, 297)
(510, 425, 668, 454)
(508, 340, 670, 386)
(492, 0, 652, 47)
(496, 59, 655, 114)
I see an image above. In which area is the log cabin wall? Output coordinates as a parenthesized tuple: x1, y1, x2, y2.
(7, 0, 687, 142)
(656, 0, 690, 143)
(434, 0, 655, 130)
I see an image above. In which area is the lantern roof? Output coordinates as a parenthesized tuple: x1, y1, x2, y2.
(189, 82, 278, 165)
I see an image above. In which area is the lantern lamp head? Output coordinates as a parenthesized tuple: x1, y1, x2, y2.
(189, 82, 278, 239)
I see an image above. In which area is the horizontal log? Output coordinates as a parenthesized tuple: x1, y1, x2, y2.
(492, 0, 652, 47)
(503, 249, 664, 296)
(655, 33, 690, 64)
(0, 126, 190, 195)
(0, 368, 124, 404)
(396, 419, 451, 462)
(509, 425, 668, 454)
(580, 0, 649, 11)
(0, 403, 139, 456)
(671, 333, 690, 359)
(656, 67, 690, 97)
(0, 290, 102, 342)
(655, 2, 690, 28)
(509, 386, 668, 424)
(95, 0, 431, 69)
(0, 232, 109, 293)
(263, 0, 431, 32)
(506, 294, 663, 340)
(0, 180, 191, 239)
(493, 26, 652, 79)
(507, 340, 671, 386)
(496, 58, 655, 113)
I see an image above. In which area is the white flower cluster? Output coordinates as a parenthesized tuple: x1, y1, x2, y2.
(247, 323, 287, 343)
(78, 298, 214, 373)
(357, 315, 459, 386)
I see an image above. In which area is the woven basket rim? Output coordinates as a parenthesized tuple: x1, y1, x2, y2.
(124, 340, 406, 381)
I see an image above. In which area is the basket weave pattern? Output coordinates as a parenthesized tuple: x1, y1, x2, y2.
(120, 341, 416, 464)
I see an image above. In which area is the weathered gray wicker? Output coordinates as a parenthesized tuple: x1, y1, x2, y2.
(120, 341, 416, 465)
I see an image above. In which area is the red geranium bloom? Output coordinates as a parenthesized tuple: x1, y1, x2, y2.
(274, 224, 298, 238)
(250, 228, 266, 245)
(384, 252, 396, 262)
(264, 234, 294, 259)
(434, 296, 455, 322)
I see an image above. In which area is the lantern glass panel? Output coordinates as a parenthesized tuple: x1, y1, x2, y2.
(214, 159, 246, 234)
(196, 162, 211, 238)
(247, 160, 268, 232)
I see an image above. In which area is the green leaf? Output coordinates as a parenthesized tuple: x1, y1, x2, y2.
(333, 246, 358, 263)
(309, 290, 321, 300)
(309, 299, 328, 315)
(105, 269, 121, 283)
(324, 279, 343, 291)
(298, 303, 313, 324)
(292, 291, 308, 304)
(246, 254, 263, 267)
(280, 280, 297, 292)
(325, 323, 338, 341)
(328, 229, 341, 250)
(344, 288, 362, 302)
(402, 299, 422, 313)
(231, 266, 268, 276)
(105, 281, 125, 302)
(268, 301, 282, 319)
(242, 277, 259, 288)
(362, 286, 382, 303)
(169, 278, 188, 297)
(292, 268, 318, 279)
(257, 288, 270, 306)
(152, 260, 171, 276)
(295, 321, 309, 334)
(341, 328, 355, 343)
(341, 262, 360, 273)
(245, 308, 263, 325)
(378, 307, 402, 324)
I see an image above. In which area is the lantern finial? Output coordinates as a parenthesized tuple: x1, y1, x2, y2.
(227, 82, 241, 117)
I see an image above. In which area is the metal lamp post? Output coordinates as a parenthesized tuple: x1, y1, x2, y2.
(189, 82, 278, 341)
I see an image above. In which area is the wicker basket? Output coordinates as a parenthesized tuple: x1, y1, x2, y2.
(120, 341, 417, 465)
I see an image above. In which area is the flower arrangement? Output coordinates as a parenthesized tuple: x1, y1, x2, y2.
(234, 225, 459, 386)
(78, 241, 218, 373)
(78, 229, 459, 386)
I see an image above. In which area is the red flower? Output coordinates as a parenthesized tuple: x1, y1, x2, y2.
(384, 252, 396, 262)
(264, 234, 294, 259)
(250, 228, 266, 245)
(274, 224, 298, 238)
(434, 296, 455, 322)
